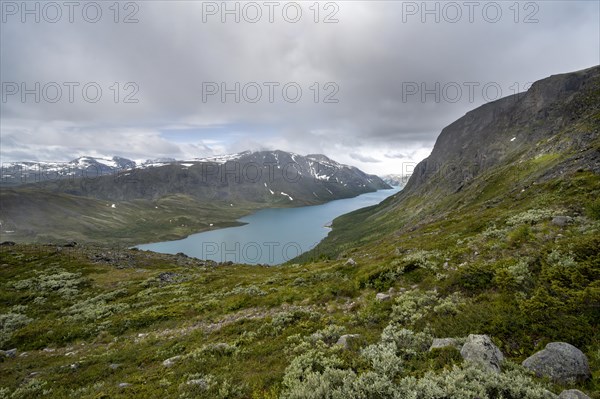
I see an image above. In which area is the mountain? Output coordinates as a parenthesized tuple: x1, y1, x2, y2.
(1, 156, 136, 186)
(380, 174, 408, 187)
(301, 65, 600, 260)
(6, 150, 389, 203)
(0, 151, 390, 244)
(2, 151, 389, 201)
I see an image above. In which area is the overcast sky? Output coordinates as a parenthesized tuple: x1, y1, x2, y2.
(1, 1, 599, 175)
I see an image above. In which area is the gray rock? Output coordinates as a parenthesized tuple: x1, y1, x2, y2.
(559, 389, 591, 399)
(345, 258, 356, 266)
(162, 355, 182, 367)
(552, 216, 573, 227)
(429, 338, 461, 351)
(522, 342, 591, 384)
(109, 363, 121, 370)
(118, 382, 131, 388)
(158, 272, 183, 284)
(0, 348, 17, 358)
(558, 390, 590, 399)
(336, 334, 361, 349)
(460, 334, 504, 373)
(375, 293, 391, 302)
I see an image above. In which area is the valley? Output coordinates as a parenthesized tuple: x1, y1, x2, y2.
(0, 66, 598, 398)
(0, 151, 389, 245)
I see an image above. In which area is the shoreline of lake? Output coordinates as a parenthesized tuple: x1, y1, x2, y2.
(136, 187, 401, 265)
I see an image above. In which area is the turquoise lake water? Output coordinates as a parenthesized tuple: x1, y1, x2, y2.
(137, 187, 401, 265)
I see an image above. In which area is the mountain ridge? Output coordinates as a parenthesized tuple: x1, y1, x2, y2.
(0, 150, 390, 244)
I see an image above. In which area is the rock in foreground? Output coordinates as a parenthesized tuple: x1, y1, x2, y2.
(522, 342, 591, 384)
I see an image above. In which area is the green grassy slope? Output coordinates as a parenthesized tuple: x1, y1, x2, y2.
(0, 189, 264, 245)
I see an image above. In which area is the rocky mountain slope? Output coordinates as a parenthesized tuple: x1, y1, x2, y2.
(301, 65, 600, 260)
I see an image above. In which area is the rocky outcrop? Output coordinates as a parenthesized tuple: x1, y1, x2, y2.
(336, 334, 361, 350)
(460, 334, 504, 373)
(559, 390, 591, 399)
(0, 348, 17, 358)
(162, 355, 182, 367)
(402, 66, 600, 197)
(552, 216, 573, 227)
(522, 342, 591, 384)
(375, 293, 391, 302)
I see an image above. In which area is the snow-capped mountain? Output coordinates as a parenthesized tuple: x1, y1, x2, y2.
(380, 174, 409, 187)
(1, 150, 391, 204)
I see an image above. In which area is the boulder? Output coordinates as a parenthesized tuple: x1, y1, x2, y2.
(460, 334, 504, 373)
(0, 348, 17, 358)
(345, 258, 356, 266)
(429, 338, 461, 351)
(162, 355, 182, 367)
(375, 293, 391, 302)
(552, 216, 573, 227)
(559, 390, 591, 399)
(336, 334, 361, 350)
(158, 272, 183, 284)
(522, 342, 591, 384)
(543, 390, 559, 399)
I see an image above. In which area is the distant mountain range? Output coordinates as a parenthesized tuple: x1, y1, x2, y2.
(1, 151, 390, 193)
(380, 174, 409, 187)
(0, 150, 391, 243)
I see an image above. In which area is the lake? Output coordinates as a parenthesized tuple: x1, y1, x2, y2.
(136, 187, 401, 265)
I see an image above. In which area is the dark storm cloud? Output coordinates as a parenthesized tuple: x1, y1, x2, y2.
(1, 1, 598, 173)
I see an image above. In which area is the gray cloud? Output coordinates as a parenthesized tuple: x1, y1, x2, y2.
(1, 1, 598, 174)
(350, 153, 381, 163)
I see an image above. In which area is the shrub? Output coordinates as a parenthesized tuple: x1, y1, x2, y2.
(10, 268, 85, 299)
(454, 263, 496, 292)
(391, 290, 465, 327)
(63, 289, 129, 322)
(508, 225, 532, 247)
(506, 209, 554, 225)
(0, 312, 33, 347)
(227, 285, 267, 297)
(402, 250, 442, 271)
(586, 198, 600, 220)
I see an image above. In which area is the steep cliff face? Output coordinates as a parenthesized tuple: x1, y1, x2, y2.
(405, 66, 599, 197)
(299, 65, 600, 261)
